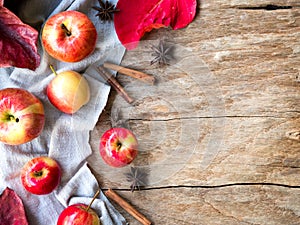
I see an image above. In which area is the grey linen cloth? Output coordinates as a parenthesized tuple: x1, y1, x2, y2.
(0, 0, 127, 224)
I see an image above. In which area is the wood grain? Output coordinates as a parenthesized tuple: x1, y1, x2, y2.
(88, 0, 300, 224)
(107, 186, 300, 225)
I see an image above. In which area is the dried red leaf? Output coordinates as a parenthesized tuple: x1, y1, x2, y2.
(114, 0, 197, 50)
(0, 5, 40, 70)
(0, 187, 29, 225)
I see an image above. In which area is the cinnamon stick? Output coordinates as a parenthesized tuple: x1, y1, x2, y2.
(105, 189, 152, 225)
(98, 66, 134, 104)
(103, 62, 155, 85)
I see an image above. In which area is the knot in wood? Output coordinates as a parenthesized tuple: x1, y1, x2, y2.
(286, 131, 300, 141)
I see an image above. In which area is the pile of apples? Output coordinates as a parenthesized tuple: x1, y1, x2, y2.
(0, 10, 95, 145)
(0, 10, 139, 225)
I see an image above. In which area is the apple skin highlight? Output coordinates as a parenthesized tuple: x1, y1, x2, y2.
(47, 70, 90, 114)
(21, 156, 61, 195)
(100, 127, 138, 167)
(42, 10, 97, 62)
(57, 203, 100, 225)
(0, 88, 45, 145)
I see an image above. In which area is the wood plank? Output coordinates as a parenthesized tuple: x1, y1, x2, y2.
(105, 186, 300, 225)
(89, 117, 300, 188)
(114, 6, 300, 119)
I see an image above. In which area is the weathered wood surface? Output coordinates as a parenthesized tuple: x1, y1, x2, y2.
(88, 0, 300, 224)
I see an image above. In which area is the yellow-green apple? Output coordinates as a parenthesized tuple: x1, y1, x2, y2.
(21, 156, 61, 195)
(41, 10, 97, 62)
(99, 127, 138, 167)
(0, 88, 45, 145)
(57, 203, 100, 225)
(47, 67, 90, 114)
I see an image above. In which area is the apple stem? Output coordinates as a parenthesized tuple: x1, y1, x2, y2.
(116, 142, 122, 152)
(49, 65, 58, 76)
(33, 170, 43, 177)
(60, 23, 72, 36)
(86, 189, 100, 212)
(7, 114, 18, 122)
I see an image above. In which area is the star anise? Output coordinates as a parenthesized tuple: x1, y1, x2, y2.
(150, 40, 175, 65)
(92, 0, 119, 21)
(125, 166, 150, 192)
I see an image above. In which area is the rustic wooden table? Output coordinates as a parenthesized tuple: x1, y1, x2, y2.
(88, 1, 300, 224)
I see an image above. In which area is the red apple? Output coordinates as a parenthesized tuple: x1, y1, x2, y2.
(99, 127, 138, 167)
(21, 156, 61, 195)
(47, 67, 90, 114)
(0, 88, 45, 145)
(41, 10, 97, 62)
(57, 203, 100, 225)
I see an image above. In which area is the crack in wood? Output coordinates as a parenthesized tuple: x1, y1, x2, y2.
(127, 114, 293, 122)
(108, 182, 300, 192)
(238, 5, 293, 11)
(286, 131, 300, 141)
